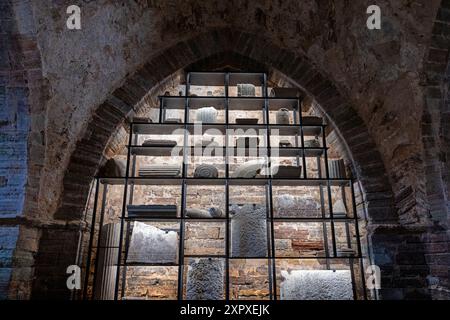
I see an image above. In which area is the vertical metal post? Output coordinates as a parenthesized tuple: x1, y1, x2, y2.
(351, 181, 368, 300)
(341, 184, 357, 299)
(114, 122, 134, 300)
(293, 107, 301, 167)
(322, 126, 337, 257)
(317, 159, 330, 269)
(298, 101, 307, 179)
(225, 72, 230, 300)
(177, 72, 190, 300)
(265, 183, 273, 300)
(120, 133, 138, 299)
(92, 183, 108, 299)
(159, 96, 163, 123)
(263, 73, 277, 300)
(83, 178, 100, 300)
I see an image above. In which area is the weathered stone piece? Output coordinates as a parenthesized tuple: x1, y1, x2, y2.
(94, 223, 120, 300)
(127, 222, 178, 264)
(186, 258, 224, 300)
(142, 139, 177, 147)
(237, 84, 256, 97)
(231, 204, 267, 257)
(194, 164, 219, 178)
(280, 270, 353, 300)
(196, 107, 218, 123)
(232, 160, 266, 178)
(186, 208, 211, 218)
(276, 108, 290, 125)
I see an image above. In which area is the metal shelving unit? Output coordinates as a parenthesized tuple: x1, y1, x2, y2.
(85, 71, 367, 301)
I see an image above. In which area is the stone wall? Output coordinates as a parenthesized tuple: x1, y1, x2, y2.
(1, 0, 450, 299)
(0, 0, 38, 300)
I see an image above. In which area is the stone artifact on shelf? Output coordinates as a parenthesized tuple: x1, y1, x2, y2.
(98, 158, 126, 177)
(328, 159, 346, 178)
(165, 118, 182, 123)
(236, 137, 260, 148)
(133, 116, 153, 123)
(332, 199, 348, 218)
(279, 140, 293, 148)
(186, 207, 224, 219)
(230, 204, 267, 257)
(138, 165, 181, 177)
(94, 223, 120, 300)
(127, 222, 178, 264)
(196, 106, 218, 123)
(186, 258, 224, 300)
(127, 205, 177, 218)
(209, 207, 224, 218)
(280, 270, 353, 300)
(194, 164, 219, 178)
(272, 165, 302, 178)
(235, 118, 259, 125)
(142, 139, 177, 147)
(237, 84, 256, 97)
(232, 159, 266, 178)
(185, 208, 211, 218)
(276, 194, 321, 218)
(276, 108, 291, 125)
(302, 116, 323, 125)
(304, 138, 321, 148)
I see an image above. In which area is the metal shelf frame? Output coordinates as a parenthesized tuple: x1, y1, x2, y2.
(85, 71, 367, 301)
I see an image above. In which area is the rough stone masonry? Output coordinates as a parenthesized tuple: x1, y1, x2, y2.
(0, 0, 450, 300)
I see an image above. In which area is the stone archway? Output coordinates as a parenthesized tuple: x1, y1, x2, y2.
(58, 30, 396, 224)
(27, 29, 407, 300)
(420, 1, 450, 299)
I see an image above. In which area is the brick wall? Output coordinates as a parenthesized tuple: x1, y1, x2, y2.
(421, 0, 450, 299)
(0, 0, 32, 300)
(0, 227, 19, 299)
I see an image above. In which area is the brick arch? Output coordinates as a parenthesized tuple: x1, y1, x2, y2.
(58, 30, 395, 224)
(420, 1, 450, 298)
(35, 29, 401, 299)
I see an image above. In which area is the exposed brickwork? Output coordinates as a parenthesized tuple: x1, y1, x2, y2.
(1, 0, 449, 300)
(0, 0, 34, 300)
(0, 227, 19, 300)
(420, 0, 450, 298)
(42, 31, 401, 300)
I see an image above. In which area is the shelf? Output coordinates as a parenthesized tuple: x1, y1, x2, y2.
(123, 217, 228, 222)
(88, 71, 366, 302)
(184, 255, 227, 259)
(159, 96, 300, 111)
(132, 123, 324, 136)
(162, 96, 227, 109)
(129, 145, 326, 157)
(122, 216, 356, 223)
(227, 256, 363, 260)
(187, 72, 266, 86)
(99, 177, 351, 187)
(116, 262, 178, 267)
